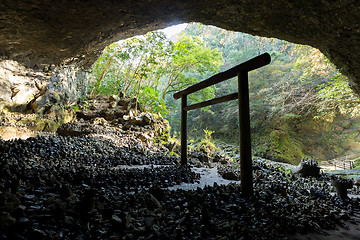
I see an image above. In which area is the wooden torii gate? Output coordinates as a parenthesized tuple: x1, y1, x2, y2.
(173, 53, 271, 196)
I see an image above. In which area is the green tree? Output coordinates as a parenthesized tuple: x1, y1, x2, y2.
(180, 23, 360, 163)
(89, 30, 223, 117)
(161, 34, 223, 101)
(316, 74, 360, 118)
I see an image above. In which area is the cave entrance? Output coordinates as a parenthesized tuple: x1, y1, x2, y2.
(174, 53, 271, 196)
(88, 22, 360, 168)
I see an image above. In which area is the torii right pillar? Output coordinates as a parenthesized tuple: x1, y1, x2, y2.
(238, 70, 253, 197)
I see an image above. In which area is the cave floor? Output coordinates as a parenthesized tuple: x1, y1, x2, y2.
(288, 214, 360, 240)
(2, 112, 360, 239)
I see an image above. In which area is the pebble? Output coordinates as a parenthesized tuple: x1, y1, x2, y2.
(0, 113, 359, 239)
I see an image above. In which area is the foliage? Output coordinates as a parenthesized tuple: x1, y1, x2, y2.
(89, 22, 360, 163)
(90, 32, 171, 115)
(141, 86, 168, 116)
(354, 158, 360, 170)
(162, 34, 223, 100)
(315, 74, 360, 118)
(89, 31, 223, 117)
(172, 23, 360, 163)
(198, 129, 217, 156)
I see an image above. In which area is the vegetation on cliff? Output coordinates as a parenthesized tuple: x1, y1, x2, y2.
(89, 23, 360, 164)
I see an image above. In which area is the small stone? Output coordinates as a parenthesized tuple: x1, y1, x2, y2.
(0, 212, 16, 229)
(7, 194, 21, 208)
(16, 216, 31, 229)
(191, 151, 209, 163)
(146, 193, 162, 210)
(144, 217, 154, 229)
(109, 95, 119, 103)
(141, 112, 154, 125)
(92, 117, 107, 125)
(111, 214, 123, 228)
(30, 229, 47, 239)
(11, 205, 26, 218)
(64, 215, 74, 225)
(137, 133, 151, 143)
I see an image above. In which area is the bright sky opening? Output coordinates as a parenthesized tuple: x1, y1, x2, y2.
(158, 23, 188, 37)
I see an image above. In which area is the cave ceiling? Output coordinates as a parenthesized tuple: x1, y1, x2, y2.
(0, 0, 359, 92)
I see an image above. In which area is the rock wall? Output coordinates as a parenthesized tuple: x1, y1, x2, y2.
(0, 60, 40, 112)
(0, 0, 360, 94)
(0, 60, 88, 113)
(258, 115, 360, 164)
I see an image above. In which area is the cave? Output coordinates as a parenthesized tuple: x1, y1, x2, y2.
(1, 0, 360, 111)
(1, 0, 360, 91)
(1, 1, 360, 239)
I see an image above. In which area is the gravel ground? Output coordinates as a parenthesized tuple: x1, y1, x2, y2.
(1, 121, 360, 239)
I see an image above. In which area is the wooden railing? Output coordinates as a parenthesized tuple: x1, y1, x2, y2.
(326, 154, 358, 170)
(173, 53, 271, 196)
(334, 160, 355, 170)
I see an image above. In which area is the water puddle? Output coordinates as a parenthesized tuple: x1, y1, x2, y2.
(168, 167, 240, 190)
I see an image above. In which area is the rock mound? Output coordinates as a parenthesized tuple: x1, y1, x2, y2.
(292, 158, 321, 177)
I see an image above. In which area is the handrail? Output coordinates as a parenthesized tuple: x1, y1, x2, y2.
(173, 53, 271, 197)
(334, 160, 354, 170)
(173, 53, 271, 99)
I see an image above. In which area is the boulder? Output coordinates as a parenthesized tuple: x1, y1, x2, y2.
(57, 123, 90, 137)
(118, 99, 130, 109)
(0, 60, 44, 112)
(76, 110, 98, 120)
(0, 212, 16, 230)
(355, 178, 360, 187)
(0, 60, 89, 114)
(129, 116, 146, 126)
(221, 171, 240, 181)
(292, 158, 321, 177)
(212, 151, 230, 164)
(137, 132, 152, 144)
(141, 112, 154, 125)
(164, 139, 181, 153)
(218, 166, 241, 181)
(92, 117, 107, 126)
(190, 151, 210, 163)
(102, 110, 116, 121)
(188, 158, 203, 168)
(109, 94, 120, 103)
(331, 178, 353, 200)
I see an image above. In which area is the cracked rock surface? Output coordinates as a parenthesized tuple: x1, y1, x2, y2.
(0, 0, 360, 94)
